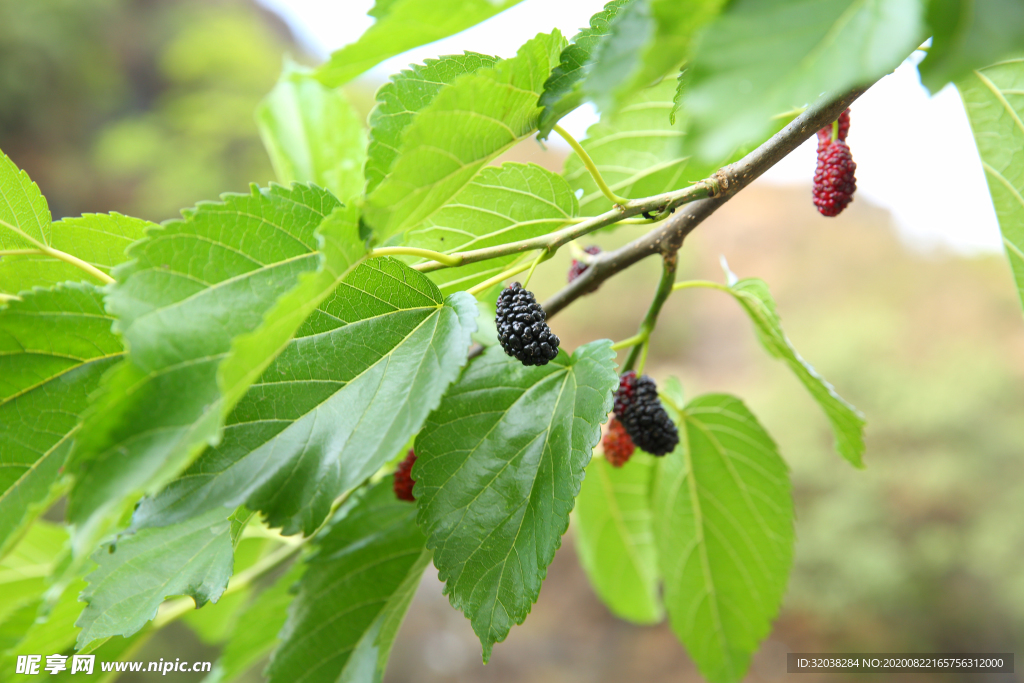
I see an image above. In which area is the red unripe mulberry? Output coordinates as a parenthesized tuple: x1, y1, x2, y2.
(393, 450, 416, 501)
(603, 417, 635, 467)
(813, 139, 857, 217)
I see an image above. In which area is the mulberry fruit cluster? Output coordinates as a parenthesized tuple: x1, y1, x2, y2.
(567, 246, 602, 294)
(602, 417, 635, 467)
(813, 108, 857, 217)
(495, 282, 560, 366)
(612, 371, 679, 456)
(393, 450, 417, 502)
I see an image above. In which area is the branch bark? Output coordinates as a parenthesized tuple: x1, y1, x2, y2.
(542, 86, 869, 318)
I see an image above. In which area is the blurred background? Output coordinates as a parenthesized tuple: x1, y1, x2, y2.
(1, 0, 1021, 681)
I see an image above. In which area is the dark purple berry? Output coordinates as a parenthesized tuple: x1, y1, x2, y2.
(612, 372, 678, 456)
(495, 282, 560, 366)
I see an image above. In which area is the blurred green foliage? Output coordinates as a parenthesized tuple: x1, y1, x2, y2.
(0, 0, 296, 222)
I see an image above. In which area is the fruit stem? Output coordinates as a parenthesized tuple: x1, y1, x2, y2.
(672, 279, 731, 293)
(520, 248, 549, 289)
(610, 333, 646, 351)
(623, 255, 677, 372)
(466, 251, 545, 297)
(369, 246, 463, 266)
(552, 123, 630, 206)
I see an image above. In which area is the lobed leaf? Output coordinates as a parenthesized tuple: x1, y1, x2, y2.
(653, 394, 794, 683)
(75, 507, 241, 649)
(564, 78, 711, 216)
(405, 162, 578, 293)
(257, 62, 368, 203)
(957, 59, 1024, 315)
(266, 479, 429, 683)
(364, 31, 566, 241)
(65, 184, 357, 573)
(314, 0, 524, 88)
(919, 0, 1024, 92)
(133, 258, 477, 536)
(724, 277, 865, 467)
(684, 0, 927, 160)
(366, 53, 499, 194)
(537, 0, 632, 138)
(414, 341, 618, 660)
(0, 284, 123, 559)
(0, 213, 152, 294)
(573, 453, 662, 623)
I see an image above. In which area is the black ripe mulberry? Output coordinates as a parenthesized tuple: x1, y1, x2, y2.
(393, 450, 416, 502)
(613, 371, 678, 456)
(568, 246, 601, 294)
(495, 282, 560, 366)
(603, 417, 635, 467)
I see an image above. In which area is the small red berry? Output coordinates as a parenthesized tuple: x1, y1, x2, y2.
(813, 138, 857, 217)
(603, 417, 635, 467)
(568, 246, 601, 293)
(393, 450, 416, 502)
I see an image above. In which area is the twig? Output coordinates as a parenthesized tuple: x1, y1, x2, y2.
(542, 86, 869, 318)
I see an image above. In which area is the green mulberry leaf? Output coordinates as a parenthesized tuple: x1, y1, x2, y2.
(0, 213, 152, 294)
(716, 276, 866, 467)
(0, 521, 67, 626)
(685, 0, 927, 160)
(957, 58, 1024, 315)
(364, 31, 566, 241)
(0, 578, 87, 670)
(133, 258, 477, 536)
(75, 507, 241, 649)
(404, 162, 578, 294)
(581, 0, 725, 116)
(537, 0, 632, 138)
(0, 147, 50, 254)
(366, 53, 499, 194)
(414, 340, 618, 660)
(653, 394, 794, 683)
(266, 479, 428, 683)
(574, 453, 662, 623)
(203, 562, 304, 683)
(257, 62, 368, 203)
(65, 184, 364, 577)
(0, 284, 123, 559)
(919, 0, 1024, 92)
(313, 0, 524, 88)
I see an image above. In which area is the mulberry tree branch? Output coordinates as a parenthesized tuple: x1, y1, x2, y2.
(542, 86, 869, 318)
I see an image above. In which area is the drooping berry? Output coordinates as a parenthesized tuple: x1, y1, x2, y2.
(495, 282, 560, 366)
(568, 246, 602, 294)
(393, 450, 416, 502)
(603, 417, 635, 467)
(612, 371, 679, 456)
(812, 138, 857, 217)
